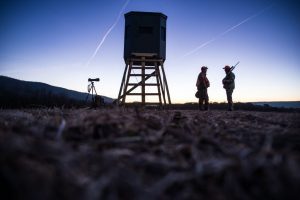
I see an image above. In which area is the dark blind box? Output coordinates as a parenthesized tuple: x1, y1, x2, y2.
(124, 11, 167, 61)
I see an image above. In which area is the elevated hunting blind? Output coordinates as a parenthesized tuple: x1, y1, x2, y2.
(116, 11, 171, 107)
(124, 11, 167, 61)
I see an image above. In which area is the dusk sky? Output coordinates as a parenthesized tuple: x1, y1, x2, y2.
(1, 0, 300, 103)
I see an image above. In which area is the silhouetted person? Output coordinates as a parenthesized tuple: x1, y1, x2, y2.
(222, 65, 235, 111)
(196, 66, 210, 110)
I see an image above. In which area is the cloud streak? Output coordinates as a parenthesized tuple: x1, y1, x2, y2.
(86, 0, 130, 66)
(183, 3, 274, 58)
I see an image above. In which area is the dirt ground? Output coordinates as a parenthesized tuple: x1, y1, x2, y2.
(0, 108, 300, 200)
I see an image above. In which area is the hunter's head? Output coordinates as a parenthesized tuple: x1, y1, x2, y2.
(201, 66, 208, 72)
(223, 65, 231, 73)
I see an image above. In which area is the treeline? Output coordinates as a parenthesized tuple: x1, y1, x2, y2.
(1, 88, 298, 112)
(168, 102, 300, 112)
(0, 89, 86, 108)
(121, 102, 299, 112)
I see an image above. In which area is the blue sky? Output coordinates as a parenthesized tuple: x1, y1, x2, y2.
(1, 0, 300, 103)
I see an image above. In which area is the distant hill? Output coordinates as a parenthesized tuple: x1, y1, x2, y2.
(253, 101, 300, 108)
(0, 76, 114, 108)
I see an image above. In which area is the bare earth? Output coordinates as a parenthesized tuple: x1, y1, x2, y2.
(0, 108, 300, 200)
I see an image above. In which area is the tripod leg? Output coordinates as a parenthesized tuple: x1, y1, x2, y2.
(92, 86, 98, 107)
(93, 85, 97, 96)
(91, 87, 94, 103)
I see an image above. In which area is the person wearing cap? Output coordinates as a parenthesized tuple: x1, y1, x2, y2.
(196, 66, 210, 110)
(222, 65, 235, 111)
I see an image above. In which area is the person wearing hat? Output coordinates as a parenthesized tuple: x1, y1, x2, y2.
(196, 66, 210, 110)
(222, 65, 235, 111)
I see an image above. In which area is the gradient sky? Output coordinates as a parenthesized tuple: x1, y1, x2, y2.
(1, 0, 300, 103)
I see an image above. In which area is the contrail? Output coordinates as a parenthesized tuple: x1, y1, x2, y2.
(86, 0, 130, 66)
(183, 3, 274, 58)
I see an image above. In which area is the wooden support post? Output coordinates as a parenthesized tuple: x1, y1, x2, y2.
(161, 62, 171, 104)
(155, 62, 162, 107)
(122, 61, 133, 105)
(141, 56, 145, 105)
(156, 63, 166, 105)
(117, 62, 129, 105)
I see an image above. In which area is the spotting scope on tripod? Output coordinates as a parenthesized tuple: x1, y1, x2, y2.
(85, 78, 100, 104)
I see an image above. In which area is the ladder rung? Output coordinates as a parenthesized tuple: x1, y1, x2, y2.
(128, 83, 159, 86)
(129, 74, 156, 76)
(127, 93, 160, 96)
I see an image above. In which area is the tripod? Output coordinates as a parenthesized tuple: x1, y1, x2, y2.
(85, 81, 98, 104)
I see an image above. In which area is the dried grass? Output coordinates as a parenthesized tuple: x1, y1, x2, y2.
(0, 108, 300, 200)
